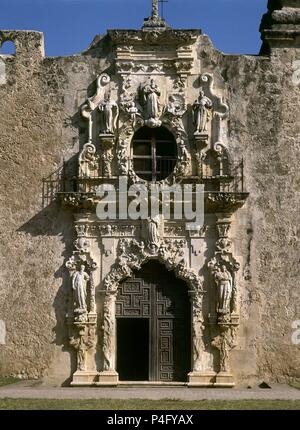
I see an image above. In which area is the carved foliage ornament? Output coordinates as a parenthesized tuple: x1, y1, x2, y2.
(101, 238, 203, 372)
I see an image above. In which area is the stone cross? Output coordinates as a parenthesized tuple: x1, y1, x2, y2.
(152, 0, 159, 18)
(159, 0, 168, 19)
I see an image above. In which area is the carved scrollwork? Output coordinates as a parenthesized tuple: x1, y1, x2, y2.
(74, 237, 91, 253)
(101, 236, 203, 373)
(103, 237, 201, 295)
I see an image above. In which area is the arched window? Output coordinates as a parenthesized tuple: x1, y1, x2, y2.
(132, 126, 177, 181)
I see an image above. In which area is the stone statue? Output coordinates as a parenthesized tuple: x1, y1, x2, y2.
(193, 88, 212, 134)
(99, 92, 119, 134)
(142, 79, 161, 127)
(214, 264, 233, 314)
(126, 101, 139, 127)
(146, 216, 160, 247)
(78, 143, 97, 178)
(72, 265, 90, 313)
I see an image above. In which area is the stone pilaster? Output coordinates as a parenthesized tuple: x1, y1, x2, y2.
(97, 292, 119, 386)
(260, 0, 300, 53)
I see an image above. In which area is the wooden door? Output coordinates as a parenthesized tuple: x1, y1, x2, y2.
(116, 261, 191, 382)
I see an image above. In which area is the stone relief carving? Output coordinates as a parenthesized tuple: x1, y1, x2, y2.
(100, 237, 204, 374)
(190, 290, 205, 372)
(109, 29, 199, 46)
(74, 223, 139, 238)
(66, 255, 97, 320)
(193, 74, 230, 178)
(166, 94, 187, 117)
(72, 265, 90, 315)
(213, 265, 233, 315)
(102, 293, 116, 371)
(211, 319, 239, 374)
(141, 78, 162, 128)
(81, 73, 111, 141)
(193, 88, 213, 135)
(146, 216, 161, 248)
(99, 92, 119, 135)
(207, 217, 240, 377)
(69, 324, 96, 372)
(78, 143, 98, 178)
(65, 249, 98, 373)
(81, 99, 94, 144)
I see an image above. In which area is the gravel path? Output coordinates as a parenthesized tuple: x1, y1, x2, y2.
(0, 382, 299, 401)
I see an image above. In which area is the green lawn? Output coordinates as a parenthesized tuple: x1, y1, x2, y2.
(0, 398, 299, 410)
(290, 382, 300, 390)
(0, 377, 20, 387)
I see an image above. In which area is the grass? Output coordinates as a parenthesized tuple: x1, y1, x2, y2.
(0, 377, 20, 388)
(290, 382, 300, 390)
(0, 398, 300, 410)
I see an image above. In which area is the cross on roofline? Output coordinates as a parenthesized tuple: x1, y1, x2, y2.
(159, 0, 168, 19)
(152, 0, 168, 20)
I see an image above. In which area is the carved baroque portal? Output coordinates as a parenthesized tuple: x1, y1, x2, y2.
(59, 11, 249, 387)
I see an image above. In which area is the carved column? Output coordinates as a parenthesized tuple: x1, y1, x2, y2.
(208, 213, 240, 387)
(99, 134, 115, 178)
(188, 289, 215, 386)
(97, 291, 118, 385)
(65, 247, 98, 386)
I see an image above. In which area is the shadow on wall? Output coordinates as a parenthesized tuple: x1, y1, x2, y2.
(17, 199, 76, 386)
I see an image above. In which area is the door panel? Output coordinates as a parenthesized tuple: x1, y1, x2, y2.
(117, 318, 149, 381)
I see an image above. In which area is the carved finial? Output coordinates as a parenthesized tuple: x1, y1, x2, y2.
(143, 0, 170, 30)
(152, 0, 159, 19)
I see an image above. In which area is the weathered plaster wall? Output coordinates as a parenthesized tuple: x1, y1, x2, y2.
(0, 19, 299, 385)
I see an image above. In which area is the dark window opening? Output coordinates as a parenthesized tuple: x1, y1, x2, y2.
(132, 126, 177, 181)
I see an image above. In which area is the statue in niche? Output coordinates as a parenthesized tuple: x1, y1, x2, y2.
(99, 92, 119, 134)
(142, 79, 162, 127)
(214, 264, 233, 315)
(193, 88, 212, 134)
(145, 215, 161, 253)
(72, 265, 90, 313)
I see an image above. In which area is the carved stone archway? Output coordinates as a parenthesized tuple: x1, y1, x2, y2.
(98, 238, 206, 385)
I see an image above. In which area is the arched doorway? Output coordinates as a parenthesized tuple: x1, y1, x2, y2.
(116, 260, 191, 382)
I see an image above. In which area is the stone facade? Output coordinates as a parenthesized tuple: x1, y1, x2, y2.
(0, 1, 299, 386)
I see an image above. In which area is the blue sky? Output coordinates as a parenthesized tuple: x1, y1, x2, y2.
(0, 0, 267, 57)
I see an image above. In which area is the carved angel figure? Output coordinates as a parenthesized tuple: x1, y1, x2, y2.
(99, 92, 119, 134)
(72, 265, 90, 313)
(193, 88, 213, 134)
(214, 264, 233, 315)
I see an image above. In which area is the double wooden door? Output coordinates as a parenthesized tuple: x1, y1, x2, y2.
(116, 261, 191, 382)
